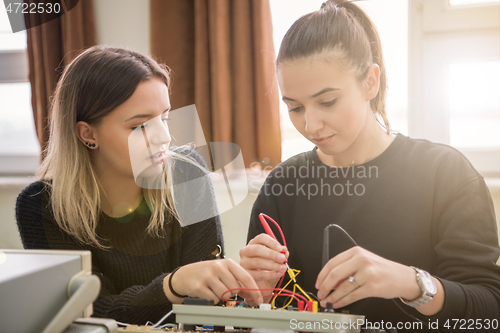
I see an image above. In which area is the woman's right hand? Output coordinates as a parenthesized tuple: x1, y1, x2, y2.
(163, 258, 264, 305)
(239, 234, 289, 302)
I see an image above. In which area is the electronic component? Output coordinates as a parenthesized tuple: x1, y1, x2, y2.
(226, 301, 237, 308)
(0, 249, 103, 333)
(325, 302, 335, 313)
(259, 303, 271, 310)
(173, 304, 364, 333)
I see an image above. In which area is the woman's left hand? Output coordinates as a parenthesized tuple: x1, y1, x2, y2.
(315, 246, 422, 308)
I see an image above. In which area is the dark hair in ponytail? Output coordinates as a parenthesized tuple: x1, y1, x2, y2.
(276, 0, 390, 133)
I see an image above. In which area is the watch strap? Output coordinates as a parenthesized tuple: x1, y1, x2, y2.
(399, 266, 435, 308)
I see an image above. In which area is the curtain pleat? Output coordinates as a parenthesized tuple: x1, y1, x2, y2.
(151, 0, 281, 167)
(25, 0, 96, 161)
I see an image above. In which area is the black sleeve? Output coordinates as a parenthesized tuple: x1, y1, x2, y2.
(172, 147, 225, 261)
(423, 175, 500, 331)
(90, 263, 172, 324)
(179, 216, 223, 265)
(407, 147, 500, 332)
(15, 182, 173, 325)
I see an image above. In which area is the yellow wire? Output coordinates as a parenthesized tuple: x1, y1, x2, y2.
(282, 284, 298, 308)
(296, 284, 312, 301)
(271, 269, 312, 309)
(288, 269, 312, 301)
(271, 270, 297, 309)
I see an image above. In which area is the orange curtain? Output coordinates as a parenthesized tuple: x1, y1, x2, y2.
(150, 0, 281, 167)
(25, 0, 96, 161)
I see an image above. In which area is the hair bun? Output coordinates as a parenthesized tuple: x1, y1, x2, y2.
(320, 0, 354, 10)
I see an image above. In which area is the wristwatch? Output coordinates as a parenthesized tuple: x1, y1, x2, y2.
(399, 266, 437, 307)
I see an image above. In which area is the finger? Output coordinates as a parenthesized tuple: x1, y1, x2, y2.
(226, 261, 264, 304)
(320, 277, 356, 306)
(218, 268, 247, 298)
(251, 270, 286, 282)
(248, 233, 286, 253)
(240, 244, 287, 264)
(237, 289, 263, 301)
(317, 261, 357, 299)
(330, 284, 368, 309)
(191, 283, 221, 304)
(209, 277, 238, 301)
(240, 257, 288, 272)
(316, 246, 359, 288)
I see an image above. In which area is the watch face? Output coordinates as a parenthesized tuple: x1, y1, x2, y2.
(421, 270, 437, 294)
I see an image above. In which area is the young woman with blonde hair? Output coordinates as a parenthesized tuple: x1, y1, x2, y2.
(16, 45, 264, 325)
(240, 1, 500, 331)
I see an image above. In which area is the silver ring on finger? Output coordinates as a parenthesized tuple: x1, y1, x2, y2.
(348, 276, 359, 289)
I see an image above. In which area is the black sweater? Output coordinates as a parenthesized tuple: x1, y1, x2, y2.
(15, 154, 223, 325)
(248, 133, 500, 332)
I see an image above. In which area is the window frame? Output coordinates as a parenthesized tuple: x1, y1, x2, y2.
(0, 49, 40, 176)
(409, 0, 500, 177)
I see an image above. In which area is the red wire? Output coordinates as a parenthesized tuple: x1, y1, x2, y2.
(271, 273, 286, 304)
(258, 213, 291, 304)
(259, 213, 287, 247)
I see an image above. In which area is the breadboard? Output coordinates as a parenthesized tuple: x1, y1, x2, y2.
(117, 326, 247, 332)
(173, 305, 364, 333)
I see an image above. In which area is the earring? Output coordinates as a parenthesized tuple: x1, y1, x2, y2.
(85, 142, 97, 148)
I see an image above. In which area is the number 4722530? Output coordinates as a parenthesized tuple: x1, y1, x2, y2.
(5, 2, 61, 14)
(444, 318, 499, 330)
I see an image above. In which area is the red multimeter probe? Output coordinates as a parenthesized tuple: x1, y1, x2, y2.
(258, 213, 296, 283)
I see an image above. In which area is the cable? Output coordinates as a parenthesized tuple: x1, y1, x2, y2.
(271, 269, 314, 309)
(221, 287, 310, 303)
(115, 321, 131, 327)
(150, 310, 174, 329)
(155, 323, 178, 329)
(258, 213, 288, 299)
(272, 269, 299, 308)
(323, 224, 436, 331)
(259, 213, 287, 247)
(327, 224, 357, 246)
(258, 213, 314, 306)
(305, 291, 321, 303)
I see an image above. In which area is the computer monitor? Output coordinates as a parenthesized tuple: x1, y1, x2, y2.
(0, 249, 100, 333)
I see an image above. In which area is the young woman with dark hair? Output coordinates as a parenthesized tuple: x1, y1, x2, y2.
(240, 1, 500, 331)
(16, 45, 264, 325)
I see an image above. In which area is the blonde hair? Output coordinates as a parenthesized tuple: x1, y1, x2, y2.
(37, 46, 203, 248)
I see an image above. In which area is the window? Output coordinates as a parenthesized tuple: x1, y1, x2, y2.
(0, 6, 40, 175)
(270, 0, 409, 161)
(409, 0, 500, 176)
(449, 0, 500, 6)
(449, 61, 500, 148)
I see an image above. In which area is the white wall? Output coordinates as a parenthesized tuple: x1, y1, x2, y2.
(0, 178, 33, 249)
(92, 0, 150, 55)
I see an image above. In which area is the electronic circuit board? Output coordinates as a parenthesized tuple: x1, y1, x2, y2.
(173, 304, 365, 333)
(117, 326, 249, 332)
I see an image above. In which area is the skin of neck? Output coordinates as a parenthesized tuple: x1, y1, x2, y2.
(95, 165, 144, 218)
(316, 105, 394, 168)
